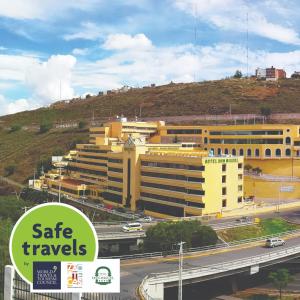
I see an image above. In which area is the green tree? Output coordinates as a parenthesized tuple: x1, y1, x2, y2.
(78, 121, 87, 129)
(4, 165, 16, 176)
(268, 268, 293, 299)
(233, 70, 243, 78)
(260, 106, 272, 118)
(39, 121, 53, 133)
(143, 220, 217, 252)
(10, 124, 22, 132)
(244, 164, 253, 172)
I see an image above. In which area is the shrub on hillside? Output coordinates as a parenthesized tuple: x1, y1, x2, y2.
(4, 165, 16, 176)
(39, 122, 53, 133)
(10, 124, 22, 132)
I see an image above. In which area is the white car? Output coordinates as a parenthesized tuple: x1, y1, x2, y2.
(265, 238, 285, 248)
(122, 222, 143, 232)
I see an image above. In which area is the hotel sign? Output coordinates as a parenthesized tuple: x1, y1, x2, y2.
(204, 158, 238, 164)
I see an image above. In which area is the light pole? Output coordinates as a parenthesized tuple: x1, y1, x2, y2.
(58, 166, 63, 203)
(178, 241, 186, 300)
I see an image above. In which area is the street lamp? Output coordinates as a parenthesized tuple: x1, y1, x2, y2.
(178, 241, 186, 300)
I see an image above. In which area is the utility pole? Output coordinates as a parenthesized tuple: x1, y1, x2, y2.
(178, 241, 186, 300)
(58, 167, 62, 203)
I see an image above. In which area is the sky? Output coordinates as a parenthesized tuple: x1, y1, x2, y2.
(0, 0, 300, 115)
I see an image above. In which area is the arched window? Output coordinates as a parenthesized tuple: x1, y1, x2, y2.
(247, 149, 251, 157)
(297, 150, 300, 157)
(255, 149, 260, 157)
(204, 137, 208, 144)
(232, 149, 236, 156)
(286, 137, 291, 145)
(210, 148, 214, 155)
(239, 149, 244, 156)
(275, 149, 281, 157)
(224, 148, 229, 155)
(265, 149, 271, 157)
(286, 149, 291, 156)
(217, 148, 222, 155)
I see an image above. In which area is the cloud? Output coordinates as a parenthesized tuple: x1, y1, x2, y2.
(73, 33, 300, 92)
(0, 0, 100, 20)
(72, 48, 90, 56)
(0, 95, 33, 115)
(102, 33, 152, 50)
(63, 22, 105, 41)
(26, 55, 76, 103)
(174, 0, 300, 45)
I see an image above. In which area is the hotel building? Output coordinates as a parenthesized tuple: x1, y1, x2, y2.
(40, 119, 244, 218)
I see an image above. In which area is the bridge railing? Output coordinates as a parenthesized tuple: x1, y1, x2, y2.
(104, 228, 300, 260)
(140, 244, 300, 299)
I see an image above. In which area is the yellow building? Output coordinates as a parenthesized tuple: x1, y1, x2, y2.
(151, 124, 300, 177)
(40, 118, 244, 218)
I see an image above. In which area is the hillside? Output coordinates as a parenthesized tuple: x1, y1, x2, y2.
(1, 78, 300, 184)
(1, 78, 300, 127)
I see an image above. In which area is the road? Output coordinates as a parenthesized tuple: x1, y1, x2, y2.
(119, 234, 300, 299)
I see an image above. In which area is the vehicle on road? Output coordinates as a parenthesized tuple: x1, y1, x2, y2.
(265, 238, 285, 248)
(137, 216, 153, 222)
(235, 216, 251, 223)
(122, 222, 143, 232)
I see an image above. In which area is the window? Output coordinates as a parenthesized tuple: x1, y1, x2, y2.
(204, 137, 208, 144)
(238, 174, 243, 180)
(286, 149, 291, 156)
(210, 148, 215, 155)
(167, 129, 202, 134)
(222, 199, 227, 208)
(286, 137, 291, 145)
(238, 163, 243, 169)
(275, 149, 281, 157)
(222, 175, 226, 183)
(238, 196, 243, 203)
(222, 164, 226, 172)
(247, 149, 251, 157)
(232, 149, 236, 155)
(297, 150, 300, 157)
(222, 187, 227, 195)
(224, 148, 229, 154)
(265, 149, 271, 157)
(217, 148, 222, 155)
(239, 149, 244, 156)
(255, 149, 260, 157)
(238, 185, 243, 191)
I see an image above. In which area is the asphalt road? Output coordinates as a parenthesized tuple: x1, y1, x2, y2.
(118, 235, 300, 299)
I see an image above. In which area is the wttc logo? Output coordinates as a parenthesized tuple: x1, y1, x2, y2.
(93, 266, 113, 285)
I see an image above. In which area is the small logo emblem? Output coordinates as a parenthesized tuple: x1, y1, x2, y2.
(93, 266, 113, 285)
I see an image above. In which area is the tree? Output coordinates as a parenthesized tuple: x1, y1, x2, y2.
(10, 124, 22, 132)
(244, 164, 253, 172)
(78, 121, 87, 129)
(233, 70, 243, 78)
(260, 106, 271, 118)
(4, 165, 16, 176)
(39, 122, 53, 133)
(268, 268, 293, 299)
(252, 167, 262, 175)
(143, 220, 218, 252)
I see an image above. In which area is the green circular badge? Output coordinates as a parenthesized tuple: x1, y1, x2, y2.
(9, 203, 98, 284)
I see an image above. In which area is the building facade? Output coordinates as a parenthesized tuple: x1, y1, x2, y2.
(39, 119, 244, 218)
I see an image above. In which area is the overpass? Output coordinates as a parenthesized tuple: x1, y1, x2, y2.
(119, 234, 300, 300)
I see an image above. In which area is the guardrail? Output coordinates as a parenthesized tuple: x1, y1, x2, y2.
(97, 231, 146, 240)
(105, 228, 300, 260)
(140, 243, 300, 299)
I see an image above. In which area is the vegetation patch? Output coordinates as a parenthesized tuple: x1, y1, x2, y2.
(218, 218, 298, 242)
(143, 220, 218, 252)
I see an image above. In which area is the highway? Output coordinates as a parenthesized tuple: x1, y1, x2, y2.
(118, 234, 300, 299)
